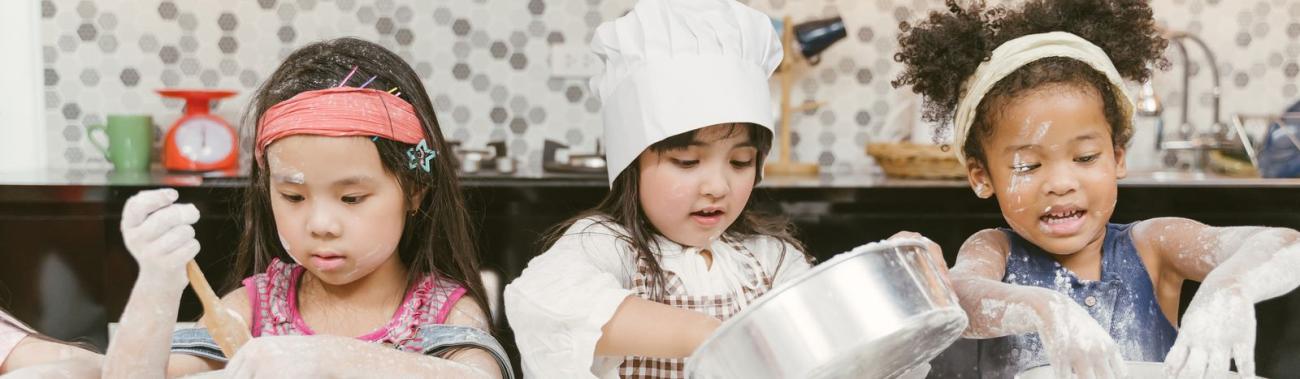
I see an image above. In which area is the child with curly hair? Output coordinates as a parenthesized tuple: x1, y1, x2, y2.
(895, 1, 1300, 378)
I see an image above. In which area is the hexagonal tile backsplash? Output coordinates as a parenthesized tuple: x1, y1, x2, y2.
(41, 0, 1300, 175)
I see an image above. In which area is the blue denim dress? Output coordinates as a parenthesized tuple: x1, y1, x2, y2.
(975, 223, 1178, 377)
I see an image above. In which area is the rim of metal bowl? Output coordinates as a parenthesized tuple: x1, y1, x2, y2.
(686, 238, 931, 365)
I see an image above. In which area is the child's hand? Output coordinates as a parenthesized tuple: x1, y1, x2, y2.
(1164, 287, 1256, 378)
(120, 188, 201, 289)
(1037, 296, 1128, 379)
(888, 231, 949, 278)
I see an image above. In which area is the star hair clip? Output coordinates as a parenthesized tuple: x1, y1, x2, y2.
(407, 139, 436, 172)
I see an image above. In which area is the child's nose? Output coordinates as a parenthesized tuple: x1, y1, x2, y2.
(1042, 165, 1080, 197)
(306, 204, 342, 238)
(700, 168, 731, 199)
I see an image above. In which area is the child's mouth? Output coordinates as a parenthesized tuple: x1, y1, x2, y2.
(1038, 206, 1087, 236)
(310, 253, 347, 271)
(690, 209, 725, 227)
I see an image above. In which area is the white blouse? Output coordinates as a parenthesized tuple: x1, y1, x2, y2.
(504, 216, 812, 378)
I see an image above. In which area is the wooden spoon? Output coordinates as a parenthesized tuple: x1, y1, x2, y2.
(185, 260, 251, 358)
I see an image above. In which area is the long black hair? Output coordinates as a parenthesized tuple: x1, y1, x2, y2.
(539, 124, 811, 301)
(893, 0, 1168, 164)
(231, 38, 491, 329)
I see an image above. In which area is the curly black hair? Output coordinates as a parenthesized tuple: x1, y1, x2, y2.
(892, 0, 1168, 164)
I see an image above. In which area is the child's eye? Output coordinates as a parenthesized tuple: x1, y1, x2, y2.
(341, 195, 368, 204)
(671, 159, 699, 168)
(730, 159, 755, 168)
(280, 193, 304, 203)
(1076, 154, 1100, 163)
(1010, 163, 1040, 174)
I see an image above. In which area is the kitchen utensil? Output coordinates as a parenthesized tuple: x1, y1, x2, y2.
(185, 261, 250, 358)
(158, 89, 239, 172)
(87, 115, 154, 172)
(792, 16, 846, 65)
(687, 239, 968, 379)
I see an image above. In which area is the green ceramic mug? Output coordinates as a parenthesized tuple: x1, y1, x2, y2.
(87, 115, 154, 172)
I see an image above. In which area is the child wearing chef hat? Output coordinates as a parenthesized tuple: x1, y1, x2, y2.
(505, 0, 942, 377)
(503, 0, 809, 377)
(894, 0, 1300, 378)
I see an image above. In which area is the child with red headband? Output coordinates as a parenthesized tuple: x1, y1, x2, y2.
(104, 38, 511, 378)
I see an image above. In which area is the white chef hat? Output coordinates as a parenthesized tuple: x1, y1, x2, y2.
(590, 0, 783, 186)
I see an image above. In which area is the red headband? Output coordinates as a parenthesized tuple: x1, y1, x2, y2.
(255, 87, 425, 165)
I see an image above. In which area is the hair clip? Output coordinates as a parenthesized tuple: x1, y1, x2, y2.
(337, 66, 359, 87)
(407, 139, 436, 172)
(371, 136, 380, 142)
(359, 75, 377, 89)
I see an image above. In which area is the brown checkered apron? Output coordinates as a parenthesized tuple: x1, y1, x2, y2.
(617, 240, 775, 379)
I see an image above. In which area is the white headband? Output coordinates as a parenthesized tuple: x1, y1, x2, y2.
(952, 31, 1134, 166)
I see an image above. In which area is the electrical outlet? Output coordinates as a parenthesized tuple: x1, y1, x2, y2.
(550, 44, 602, 78)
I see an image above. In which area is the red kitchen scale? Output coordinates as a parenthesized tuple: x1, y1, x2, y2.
(158, 89, 239, 172)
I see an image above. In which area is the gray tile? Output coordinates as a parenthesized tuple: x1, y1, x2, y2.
(376, 17, 395, 35)
(278, 3, 297, 22)
(509, 53, 528, 70)
(564, 85, 584, 103)
(472, 74, 491, 92)
(490, 106, 508, 124)
(178, 12, 197, 31)
(79, 69, 99, 87)
(395, 28, 413, 45)
(510, 96, 530, 114)
(395, 5, 412, 23)
(138, 34, 159, 53)
(76, 23, 97, 41)
(159, 45, 179, 64)
(42, 0, 56, 19)
(76, 0, 95, 19)
(44, 69, 59, 86)
(62, 103, 81, 120)
(97, 13, 117, 30)
(452, 18, 471, 36)
(98, 34, 118, 53)
(179, 35, 198, 53)
(119, 68, 140, 87)
(452, 105, 471, 123)
(433, 7, 452, 26)
(510, 31, 529, 49)
(855, 110, 871, 127)
(818, 110, 836, 126)
(528, 107, 547, 124)
(509, 117, 528, 134)
(278, 26, 297, 43)
(565, 128, 583, 146)
(218, 12, 238, 31)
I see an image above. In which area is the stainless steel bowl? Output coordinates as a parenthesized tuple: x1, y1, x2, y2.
(686, 239, 968, 379)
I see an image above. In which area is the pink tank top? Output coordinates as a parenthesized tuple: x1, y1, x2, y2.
(243, 258, 467, 353)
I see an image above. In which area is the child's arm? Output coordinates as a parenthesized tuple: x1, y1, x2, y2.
(0, 337, 102, 378)
(950, 229, 1127, 378)
(222, 297, 504, 378)
(1137, 217, 1300, 378)
(594, 296, 721, 358)
(104, 189, 203, 379)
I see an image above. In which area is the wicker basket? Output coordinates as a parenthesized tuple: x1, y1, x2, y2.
(866, 142, 967, 179)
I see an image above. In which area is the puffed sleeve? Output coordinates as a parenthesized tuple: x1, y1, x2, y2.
(749, 235, 814, 286)
(503, 217, 639, 378)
